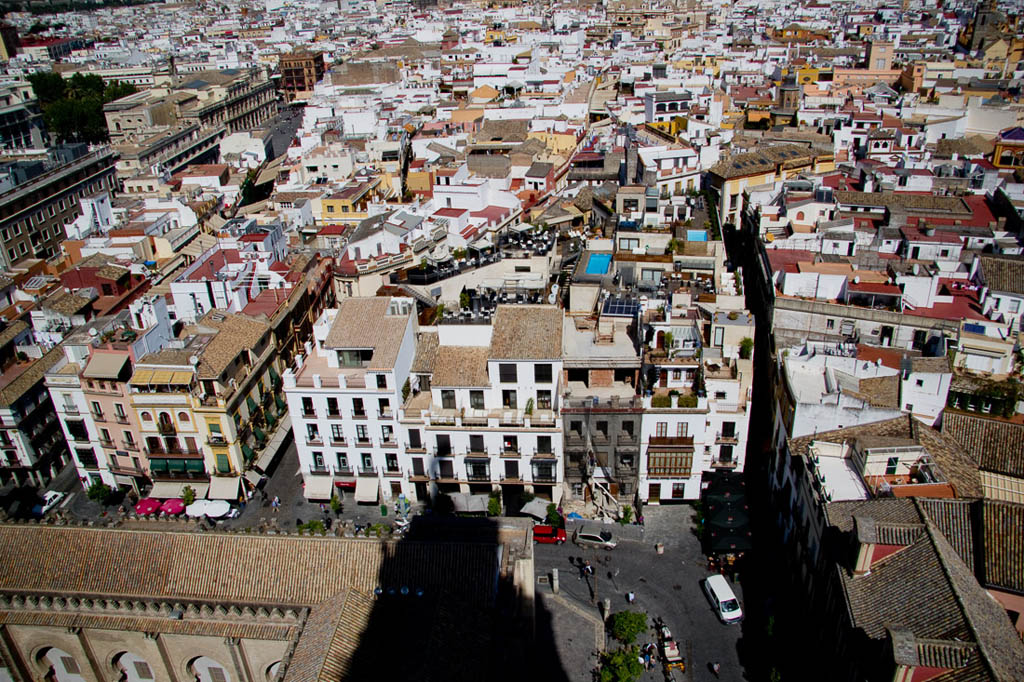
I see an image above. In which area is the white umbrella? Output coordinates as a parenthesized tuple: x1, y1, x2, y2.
(204, 500, 232, 518)
(185, 500, 209, 517)
(520, 498, 551, 521)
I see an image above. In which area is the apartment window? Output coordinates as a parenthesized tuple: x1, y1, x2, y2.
(826, 319, 835, 330)
(503, 435, 518, 453)
(620, 237, 640, 250)
(656, 422, 668, 437)
(114, 403, 126, 418)
(331, 424, 344, 442)
(534, 363, 552, 383)
(100, 428, 111, 443)
(91, 401, 102, 417)
(571, 420, 582, 435)
(361, 453, 373, 470)
(469, 434, 485, 453)
(408, 429, 422, 449)
(352, 398, 365, 417)
(676, 422, 688, 437)
(502, 390, 517, 409)
(376, 374, 387, 389)
(499, 364, 517, 383)
(381, 425, 393, 442)
(885, 456, 899, 475)
(715, 391, 727, 400)
(313, 451, 324, 468)
(470, 390, 484, 410)
(619, 453, 634, 469)
(596, 421, 608, 437)
(327, 397, 339, 415)
(915, 379, 924, 387)
(905, 403, 914, 412)
(672, 370, 682, 380)
(436, 434, 451, 456)
(720, 445, 734, 463)
(123, 431, 134, 446)
(537, 435, 552, 454)
(337, 453, 348, 469)
(537, 390, 551, 410)
(356, 425, 368, 442)
(302, 397, 314, 416)
(622, 421, 634, 436)
(378, 398, 391, 416)
(441, 390, 456, 409)
(306, 424, 320, 441)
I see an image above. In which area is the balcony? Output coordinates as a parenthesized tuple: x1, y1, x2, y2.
(207, 435, 227, 447)
(716, 432, 739, 444)
(408, 468, 430, 482)
(121, 440, 138, 451)
(501, 447, 521, 457)
(356, 466, 378, 477)
(306, 434, 323, 445)
(466, 470, 491, 482)
(302, 408, 316, 418)
(108, 463, 146, 478)
(592, 431, 610, 445)
(156, 422, 176, 436)
(352, 410, 368, 420)
(326, 410, 343, 420)
(618, 432, 639, 445)
(710, 459, 738, 469)
(330, 436, 346, 447)
(380, 438, 397, 448)
(91, 411, 105, 423)
(114, 414, 130, 424)
(354, 437, 372, 447)
(383, 466, 402, 477)
(649, 436, 695, 448)
(532, 470, 557, 483)
(145, 445, 202, 457)
(309, 463, 330, 474)
(378, 410, 393, 420)
(98, 439, 115, 449)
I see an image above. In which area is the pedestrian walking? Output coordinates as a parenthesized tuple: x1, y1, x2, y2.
(272, 496, 280, 512)
(626, 591, 635, 604)
(583, 560, 594, 577)
(711, 661, 721, 678)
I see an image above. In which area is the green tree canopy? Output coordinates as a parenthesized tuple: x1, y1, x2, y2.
(27, 72, 66, 106)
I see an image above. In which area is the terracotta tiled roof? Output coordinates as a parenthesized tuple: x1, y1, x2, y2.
(0, 527, 498, 609)
(432, 346, 490, 387)
(0, 346, 63, 406)
(194, 312, 271, 379)
(324, 298, 410, 371)
(941, 410, 1024, 478)
(981, 500, 1024, 595)
(488, 305, 562, 360)
(976, 254, 1024, 296)
(410, 332, 439, 374)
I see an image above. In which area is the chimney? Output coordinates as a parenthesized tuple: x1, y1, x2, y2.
(852, 515, 877, 576)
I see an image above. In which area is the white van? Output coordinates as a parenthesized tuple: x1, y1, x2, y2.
(702, 574, 743, 624)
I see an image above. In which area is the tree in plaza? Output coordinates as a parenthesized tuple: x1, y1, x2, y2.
(598, 646, 644, 682)
(609, 610, 648, 645)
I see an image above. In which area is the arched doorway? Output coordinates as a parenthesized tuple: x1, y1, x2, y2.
(36, 648, 85, 682)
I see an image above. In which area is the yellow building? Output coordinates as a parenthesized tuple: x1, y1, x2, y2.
(128, 312, 283, 501)
(320, 177, 384, 224)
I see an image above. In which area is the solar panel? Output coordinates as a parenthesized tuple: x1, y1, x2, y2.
(603, 297, 640, 317)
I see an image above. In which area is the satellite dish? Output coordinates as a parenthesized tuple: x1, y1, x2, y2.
(548, 293, 557, 304)
(88, 328, 99, 337)
(551, 283, 559, 294)
(189, 356, 199, 365)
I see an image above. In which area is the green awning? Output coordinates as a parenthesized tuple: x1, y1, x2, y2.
(185, 459, 205, 473)
(253, 427, 267, 443)
(265, 412, 277, 428)
(246, 396, 259, 415)
(269, 366, 280, 383)
(275, 395, 287, 411)
(242, 444, 255, 462)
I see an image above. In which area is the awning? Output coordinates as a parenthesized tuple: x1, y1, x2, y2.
(82, 353, 129, 380)
(150, 481, 209, 499)
(243, 470, 264, 488)
(451, 492, 489, 513)
(275, 396, 287, 411)
(150, 370, 174, 384)
(129, 369, 154, 385)
(253, 427, 267, 443)
(170, 371, 193, 384)
(246, 396, 259, 414)
(207, 476, 240, 500)
(269, 366, 281, 384)
(241, 444, 255, 463)
(265, 412, 277, 429)
(520, 497, 551, 520)
(354, 476, 379, 503)
(304, 475, 335, 500)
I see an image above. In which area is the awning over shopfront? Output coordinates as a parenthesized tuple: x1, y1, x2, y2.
(242, 444, 255, 463)
(149, 481, 209, 499)
(275, 396, 287, 411)
(207, 476, 240, 501)
(304, 475, 335, 500)
(354, 476, 379, 503)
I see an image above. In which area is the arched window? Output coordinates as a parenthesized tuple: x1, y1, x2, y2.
(189, 656, 231, 682)
(796, 211, 805, 221)
(141, 412, 153, 422)
(178, 412, 190, 422)
(113, 652, 155, 682)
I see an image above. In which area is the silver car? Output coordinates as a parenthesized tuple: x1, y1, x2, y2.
(572, 526, 617, 550)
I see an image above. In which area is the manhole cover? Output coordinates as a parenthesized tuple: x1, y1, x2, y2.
(537, 576, 549, 584)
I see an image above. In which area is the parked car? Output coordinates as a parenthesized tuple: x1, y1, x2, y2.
(38, 491, 65, 516)
(572, 526, 617, 550)
(702, 574, 743, 624)
(533, 524, 567, 544)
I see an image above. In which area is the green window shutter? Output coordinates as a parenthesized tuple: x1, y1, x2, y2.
(185, 459, 205, 473)
(216, 454, 230, 473)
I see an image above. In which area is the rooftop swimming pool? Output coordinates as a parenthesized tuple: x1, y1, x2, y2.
(584, 252, 612, 275)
